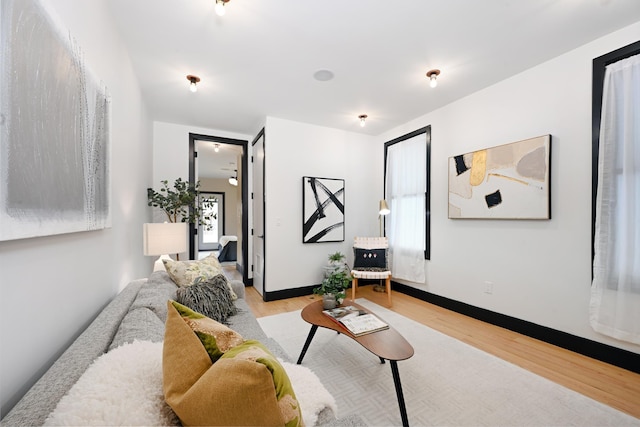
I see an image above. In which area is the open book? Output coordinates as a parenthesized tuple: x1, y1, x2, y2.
(322, 306, 389, 336)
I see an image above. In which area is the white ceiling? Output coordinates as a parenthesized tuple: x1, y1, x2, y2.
(195, 139, 242, 179)
(108, 0, 640, 138)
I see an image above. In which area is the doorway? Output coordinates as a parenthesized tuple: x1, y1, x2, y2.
(251, 129, 265, 297)
(188, 133, 250, 284)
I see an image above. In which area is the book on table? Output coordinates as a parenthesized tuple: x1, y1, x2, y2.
(322, 306, 389, 336)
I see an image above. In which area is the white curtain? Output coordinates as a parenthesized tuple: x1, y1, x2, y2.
(386, 134, 426, 283)
(590, 54, 640, 345)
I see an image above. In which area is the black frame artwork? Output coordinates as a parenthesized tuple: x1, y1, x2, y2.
(302, 176, 345, 243)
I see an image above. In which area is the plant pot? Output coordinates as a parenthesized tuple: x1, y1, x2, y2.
(322, 294, 337, 310)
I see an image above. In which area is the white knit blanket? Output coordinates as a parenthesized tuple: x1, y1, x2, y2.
(44, 340, 335, 426)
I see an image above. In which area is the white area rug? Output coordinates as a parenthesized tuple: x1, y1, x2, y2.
(258, 300, 640, 427)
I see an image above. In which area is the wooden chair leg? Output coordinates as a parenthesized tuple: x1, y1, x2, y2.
(352, 277, 358, 301)
(386, 276, 392, 306)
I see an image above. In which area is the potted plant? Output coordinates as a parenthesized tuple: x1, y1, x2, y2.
(147, 178, 216, 259)
(147, 178, 216, 225)
(328, 251, 346, 266)
(314, 269, 352, 309)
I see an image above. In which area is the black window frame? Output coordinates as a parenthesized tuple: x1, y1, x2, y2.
(591, 41, 640, 271)
(383, 125, 431, 260)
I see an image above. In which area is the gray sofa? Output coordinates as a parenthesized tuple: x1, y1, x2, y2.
(2, 271, 363, 426)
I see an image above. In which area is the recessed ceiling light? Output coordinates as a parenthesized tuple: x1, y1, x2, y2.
(313, 69, 335, 82)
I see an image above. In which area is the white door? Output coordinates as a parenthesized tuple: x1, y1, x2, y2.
(252, 132, 265, 296)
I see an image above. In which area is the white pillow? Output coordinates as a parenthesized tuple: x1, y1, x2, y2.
(44, 341, 179, 426)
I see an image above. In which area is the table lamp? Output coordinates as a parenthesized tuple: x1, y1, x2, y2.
(143, 222, 188, 272)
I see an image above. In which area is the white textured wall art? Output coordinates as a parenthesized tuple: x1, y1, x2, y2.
(0, 0, 111, 241)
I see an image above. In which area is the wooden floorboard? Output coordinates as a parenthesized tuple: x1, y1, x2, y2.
(243, 283, 640, 419)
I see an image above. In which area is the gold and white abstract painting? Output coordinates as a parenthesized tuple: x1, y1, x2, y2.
(448, 135, 551, 219)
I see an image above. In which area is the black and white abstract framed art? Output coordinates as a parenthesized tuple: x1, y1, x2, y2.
(302, 176, 344, 243)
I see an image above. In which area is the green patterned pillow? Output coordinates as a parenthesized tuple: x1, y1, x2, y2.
(163, 255, 237, 299)
(170, 301, 243, 363)
(222, 340, 303, 427)
(200, 253, 222, 269)
(163, 257, 221, 287)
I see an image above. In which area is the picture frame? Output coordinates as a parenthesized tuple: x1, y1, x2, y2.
(448, 135, 551, 219)
(302, 176, 345, 243)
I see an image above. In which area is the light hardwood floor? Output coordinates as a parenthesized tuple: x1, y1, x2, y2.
(239, 280, 640, 419)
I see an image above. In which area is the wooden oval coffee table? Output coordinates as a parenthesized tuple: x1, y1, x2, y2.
(296, 299, 414, 427)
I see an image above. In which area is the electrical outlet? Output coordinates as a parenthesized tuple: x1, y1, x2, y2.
(484, 281, 493, 294)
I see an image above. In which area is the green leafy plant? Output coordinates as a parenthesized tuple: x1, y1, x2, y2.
(328, 251, 346, 263)
(147, 178, 216, 229)
(313, 269, 352, 301)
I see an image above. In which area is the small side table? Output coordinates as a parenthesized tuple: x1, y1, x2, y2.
(296, 299, 414, 427)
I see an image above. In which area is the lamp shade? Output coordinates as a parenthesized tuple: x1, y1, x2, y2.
(143, 223, 187, 256)
(379, 200, 390, 215)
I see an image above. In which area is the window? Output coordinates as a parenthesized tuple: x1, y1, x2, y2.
(198, 192, 224, 251)
(590, 41, 640, 344)
(384, 126, 430, 283)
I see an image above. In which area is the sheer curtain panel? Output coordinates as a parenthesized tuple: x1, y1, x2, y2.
(386, 134, 426, 283)
(590, 54, 640, 345)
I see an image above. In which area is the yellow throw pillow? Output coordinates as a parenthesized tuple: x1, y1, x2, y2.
(163, 301, 304, 426)
(222, 340, 304, 427)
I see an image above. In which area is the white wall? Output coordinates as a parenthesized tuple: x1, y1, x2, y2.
(378, 22, 640, 354)
(263, 117, 380, 292)
(0, 0, 153, 415)
(151, 121, 251, 259)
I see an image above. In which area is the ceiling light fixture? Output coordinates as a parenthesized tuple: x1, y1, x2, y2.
(358, 114, 368, 127)
(214, 143, 220, 152)
(215, 0, 230, 16)
(186, 75, 200, 92)
(228, 170, 238, 186)
(426, 69, 440, 88)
